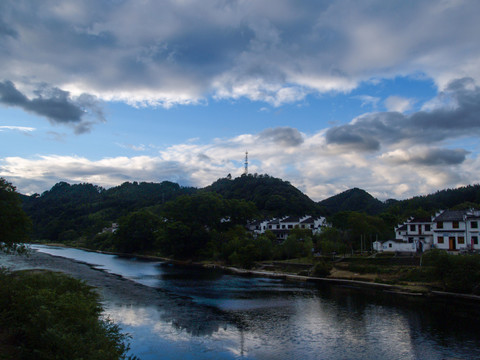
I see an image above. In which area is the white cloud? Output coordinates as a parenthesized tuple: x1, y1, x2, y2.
(0, 125, 35, 132)
(3, 123, 480, 200)
(384, 96, 414, 113)
(1, 0, 479, 108)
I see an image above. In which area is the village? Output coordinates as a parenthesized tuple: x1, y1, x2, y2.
(247, 209, 480, 254)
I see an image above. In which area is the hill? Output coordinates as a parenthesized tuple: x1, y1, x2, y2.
(204, 174, 321, 217)
(318, 188, 386, 215)
(21, 181, 196, 241)
(384, 184, 480, 219)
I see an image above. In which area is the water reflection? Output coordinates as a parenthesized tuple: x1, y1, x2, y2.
(29, 245, 480, 360)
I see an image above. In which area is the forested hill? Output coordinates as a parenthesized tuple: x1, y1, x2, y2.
(318, 188, 386, 215)
(204, 174, 322, 217)
(21, 181, 196, 241)
(384, 184, 480, 218)
(318, 184, 480, 219)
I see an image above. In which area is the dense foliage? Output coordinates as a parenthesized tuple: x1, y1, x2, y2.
(318, 188, 386, 215)
(0, 178, 31, 251)
(422, 250, 480, 294)
(16, 176, 480, 264)
(206, 174, 322, 217)
(21, 181, 196, 242)
(0, 269, 133, 360)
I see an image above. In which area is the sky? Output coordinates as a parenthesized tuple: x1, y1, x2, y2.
(1, 0, 480, 201)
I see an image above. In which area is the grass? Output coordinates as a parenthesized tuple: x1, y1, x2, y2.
(0, 268, 135, 360)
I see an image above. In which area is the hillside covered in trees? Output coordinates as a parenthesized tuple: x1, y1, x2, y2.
(205, 174, 322, 217)
(318, 188, 386, 215)
(15, 174, 480, 263)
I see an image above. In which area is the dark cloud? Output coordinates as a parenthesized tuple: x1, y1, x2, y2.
(0, 19, 17, 38)
(385, 148, 468, 166)
(0, 80, 104, 133)
(259, 127, 304, 147)
(325, 126, 380, 151)
(1, 1, 480, 106)
(326, 78, 480, 151)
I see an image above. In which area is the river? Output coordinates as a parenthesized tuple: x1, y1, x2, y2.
(6, 245, 480, 360)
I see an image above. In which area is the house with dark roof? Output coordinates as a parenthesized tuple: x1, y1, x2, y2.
(374, 209, 480, 253)
(375, 216, 434, 252)
(247, 215, 328, 241)
(432, 209, 480, 251)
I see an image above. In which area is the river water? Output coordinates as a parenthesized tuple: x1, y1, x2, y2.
(28, 245, 480, 360)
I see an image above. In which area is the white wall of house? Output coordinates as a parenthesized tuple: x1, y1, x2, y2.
(380, 240, 416, 252)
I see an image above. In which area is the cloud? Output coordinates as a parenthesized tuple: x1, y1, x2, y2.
(382, 147, 469, 166)
(0, 155, 194, 195)
(384, 96, 414, 113)
(326, 78, 480, 151)
(258, 127, 304, 147)
(3, 123, 479, 201)
(1, 1, 480, 107)
(353, 95, 380, 109)
(0, 80, 104, 133)
(0, 125, 35, 133)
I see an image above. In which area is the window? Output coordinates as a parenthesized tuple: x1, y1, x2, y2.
(410, 225, 416, 231)
(425, 224, 431, 231)
(453, 221, 459, 229)
(288, 225, 293, 229)
(473, 236, 479, 245)
(437, 221, 443, 229)
(458, 236, 465, 244)
(310, 224, 314, 229)
(437, 236, 444, 244)
(268, 225, 272, 229)
(282, 225, 286, 229)
(388, 243, 392, 248)
(471, 221, 478, 229)
(408, 237, 413, 243)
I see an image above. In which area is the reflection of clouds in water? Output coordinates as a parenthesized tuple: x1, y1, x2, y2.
(103, 303, 247, 360)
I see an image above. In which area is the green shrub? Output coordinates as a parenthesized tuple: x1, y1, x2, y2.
(311, 261, 332, 277)
(0, 269, 133, 360)
(422, 250, 480, 294)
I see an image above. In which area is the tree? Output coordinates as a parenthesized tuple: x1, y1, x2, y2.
(0, 178, 31, 251)
(114, 210, 161, 253)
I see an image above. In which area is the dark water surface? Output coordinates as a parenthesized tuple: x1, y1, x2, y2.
(30, 245, 480, 360)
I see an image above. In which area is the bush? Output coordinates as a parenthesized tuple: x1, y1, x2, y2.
(422, 249, 480, 294)
(0, 269, 133, 360)
(311, 261, 332, 277)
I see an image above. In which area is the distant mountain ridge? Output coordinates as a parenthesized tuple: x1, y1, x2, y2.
(18, 175, 480, 243)
(318, 187, 386, 215)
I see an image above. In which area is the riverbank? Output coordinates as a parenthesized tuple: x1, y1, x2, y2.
(25, 243, 480, 302)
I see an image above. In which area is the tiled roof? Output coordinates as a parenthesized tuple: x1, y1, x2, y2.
(300, 216, 314, 224)
(433, 210, 466, 222)
(409, 217, 431, 223)
(281, 216, 301, 223)
(396, 224, 407, 231)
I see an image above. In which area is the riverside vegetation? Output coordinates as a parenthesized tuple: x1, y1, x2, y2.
(0, 178, 135, 360)
(2, 176, 480, 359)
(12, 175, 480, 295)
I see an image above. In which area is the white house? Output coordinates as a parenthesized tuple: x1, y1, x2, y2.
(432, 209, 480, 251)
(375, 239, 417, 252)
(376, 208, 480, 253)
(378, 216, 434, 253)
(247, 215, 328, 240)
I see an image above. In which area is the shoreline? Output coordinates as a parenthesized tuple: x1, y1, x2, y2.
(29, 243, 480, 302)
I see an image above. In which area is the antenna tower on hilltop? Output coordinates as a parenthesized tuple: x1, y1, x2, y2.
(244, 150, 248, 175)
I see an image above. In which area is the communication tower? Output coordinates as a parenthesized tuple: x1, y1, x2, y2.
(244, 151, 248, 175)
